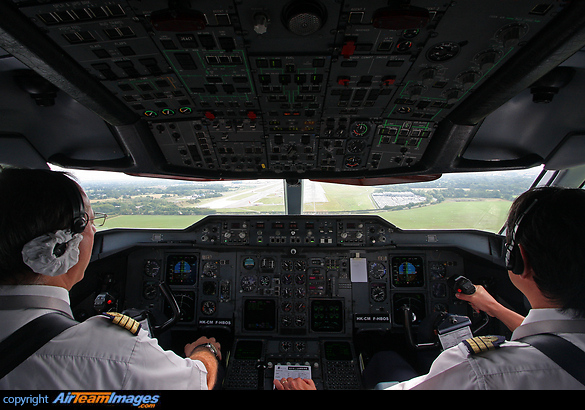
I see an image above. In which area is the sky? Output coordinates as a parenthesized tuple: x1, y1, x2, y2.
(50, 165, 146, 183)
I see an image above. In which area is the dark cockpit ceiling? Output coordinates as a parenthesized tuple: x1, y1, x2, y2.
(1, 0, 585, 181)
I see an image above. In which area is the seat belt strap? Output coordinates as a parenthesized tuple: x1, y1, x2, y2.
(521, 333, 585, 386)
(0, 312, 77, 380)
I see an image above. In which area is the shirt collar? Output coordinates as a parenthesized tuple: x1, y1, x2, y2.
(512, 308, 585, 340)
(0, 284, 71, 304)
(522, 308, 576, 324)
(0, 285, 73, 317)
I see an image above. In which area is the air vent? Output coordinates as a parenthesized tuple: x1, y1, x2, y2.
(282, 1, 326, 36)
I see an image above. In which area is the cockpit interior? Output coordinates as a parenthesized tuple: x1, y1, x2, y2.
(2, 0, 585, 389)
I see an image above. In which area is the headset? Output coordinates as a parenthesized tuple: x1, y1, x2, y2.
(45, 175, 88, 258)
(504, 199, 538, 275)
(63, 177, 88, 234)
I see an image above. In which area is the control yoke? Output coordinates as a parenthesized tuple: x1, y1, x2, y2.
(403, 276, 488, 350)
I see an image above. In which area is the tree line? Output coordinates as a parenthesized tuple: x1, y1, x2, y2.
(85, 182, 229, 216)
(374, 171, 539, 210)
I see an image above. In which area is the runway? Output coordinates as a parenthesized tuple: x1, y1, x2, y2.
(198, 180, 329, 209)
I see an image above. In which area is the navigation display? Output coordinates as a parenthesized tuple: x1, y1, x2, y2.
(391, 256, 424, 287)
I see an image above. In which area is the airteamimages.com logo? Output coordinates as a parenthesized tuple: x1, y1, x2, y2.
(3, 392, 160, 408)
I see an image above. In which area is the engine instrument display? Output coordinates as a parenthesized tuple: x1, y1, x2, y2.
(243, 299, 276, 331)
(310, 300, 343, 332)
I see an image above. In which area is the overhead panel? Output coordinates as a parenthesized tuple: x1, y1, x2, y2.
(15, 0, 567, 178)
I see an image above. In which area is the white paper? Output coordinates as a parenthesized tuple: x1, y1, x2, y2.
(274, 365, 312, 380)
(438, 326, 473, 350)
(350, 257, 368, 283)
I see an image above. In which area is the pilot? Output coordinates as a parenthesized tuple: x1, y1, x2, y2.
(0, 168, 222, 390)
(276, 187, 585, 390)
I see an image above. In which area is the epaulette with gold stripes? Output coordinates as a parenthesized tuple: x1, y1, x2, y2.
(462, 335, 506, 355)
(101, 312, 141, 336)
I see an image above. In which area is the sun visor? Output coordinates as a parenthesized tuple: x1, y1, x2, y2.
(0, 134, 47, 169)
(545, 132, 585, 170)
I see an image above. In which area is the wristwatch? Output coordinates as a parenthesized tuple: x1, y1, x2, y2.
(194, 342, 220, 361)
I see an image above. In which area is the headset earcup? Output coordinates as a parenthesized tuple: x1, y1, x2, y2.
(64, 176, 87, 234)
(72, 213, 88, 233)
(510, 246, 524, 275)
(506, 199, 539, 275)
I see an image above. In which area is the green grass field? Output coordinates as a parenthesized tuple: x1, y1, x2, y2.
(99, 199, 512, 233)
(376, 199, 511, 232)
(311, 183, 376, 211)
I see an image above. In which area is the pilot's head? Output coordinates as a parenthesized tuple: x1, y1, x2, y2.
(0, 168, 95, 287)
(505, 186, 585, 316)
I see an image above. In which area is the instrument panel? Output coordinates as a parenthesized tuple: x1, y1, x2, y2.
(117, 215, 470, 389)
(129, 246, 462, 334)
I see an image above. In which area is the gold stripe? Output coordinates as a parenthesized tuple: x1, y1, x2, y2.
(129, 320, 140, 334)
(118, 314, 129, 328)
(468, 338, 481, 353)
(104, 312, 140, 335)
(477, 337, 489, 351)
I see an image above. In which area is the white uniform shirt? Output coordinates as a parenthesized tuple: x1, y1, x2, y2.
(389, 308, 585, 389)
(0, 285, 209, 390)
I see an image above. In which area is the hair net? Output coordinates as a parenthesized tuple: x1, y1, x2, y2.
(21, 230, 83, 277)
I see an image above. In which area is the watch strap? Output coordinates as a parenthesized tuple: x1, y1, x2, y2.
(194, 342, 220, 360)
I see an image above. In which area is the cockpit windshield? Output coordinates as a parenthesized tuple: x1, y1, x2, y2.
(66, 166, 542, 232)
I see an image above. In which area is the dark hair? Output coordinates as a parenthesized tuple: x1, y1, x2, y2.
(0, 168, 84, 284)
(506, 186, 585, 317)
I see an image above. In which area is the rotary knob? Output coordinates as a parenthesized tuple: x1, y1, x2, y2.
(420, 68, 436, 86)
(253, 13, 269, 34)
(475, 50, 501, 72)
(496, 23, 528, 48)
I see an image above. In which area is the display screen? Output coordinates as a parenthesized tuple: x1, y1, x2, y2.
(310, 300, 343, 332)
(166, 255, 197, 285)
(234, 340, 263, 360)
(324, 341, 353, 361)
(243, 299, 276, 331)
(164, 290, 195, 322)
(392, 256, 424, 287)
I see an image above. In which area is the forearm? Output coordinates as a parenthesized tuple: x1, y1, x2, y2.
(188, 348, 219, 389)
(185, 337, 222, 390)
(489, 302, 525, 332)
(456, 285, 525, 332)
